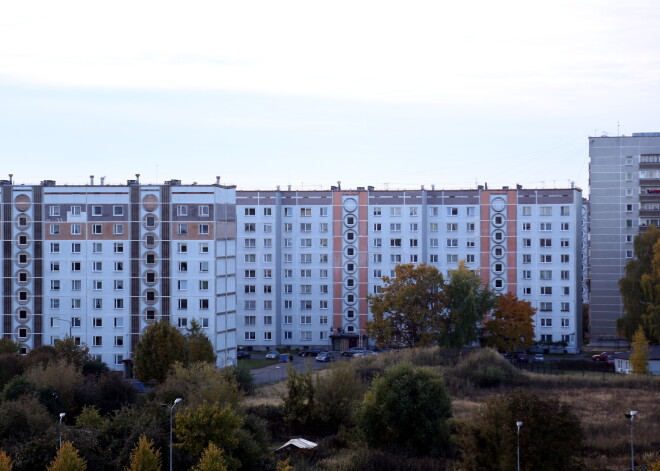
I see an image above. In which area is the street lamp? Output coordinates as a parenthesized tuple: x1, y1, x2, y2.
(516, 421, 523, 471)
(59, 412, 66, 447)
(170, 398, 182, 471)
(53, 317, 72, 338)
(625, 411, 638, 471)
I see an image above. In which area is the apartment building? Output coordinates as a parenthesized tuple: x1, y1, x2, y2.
(236, 185, 584, 353)
(1, 178, 237, 372)
(589, 132, 660, 340)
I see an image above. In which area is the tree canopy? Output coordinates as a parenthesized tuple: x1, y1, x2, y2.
(133, 320, 187, 384)
(619, 227, 660, 343)
(484, 293, 536, 352)
(186, 320, 217, 365)
(47, 442, 87, 471)
(630, 326, 650, 375)
(367, 263, 493, 348)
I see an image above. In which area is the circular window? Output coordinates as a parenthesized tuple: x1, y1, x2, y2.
(344, 261, 357, 274)
(16, 289, 30, 304)
(344, 214, 357, 228)
(143, 233, 158, 249)
(14, 194, 31, 212)
(345, 309, 356, 320)
(143, 251, 158, 267)
(345, 293, 356, 305)
(491, 231, 505, 243)
(143, 289, 158, 305)
(16, 232, 30, 248)
(490, 246, 505, 259)
(345, 324, 356, 333)
(144, 270, 158, 285)
(344, 230, 356, 243)
(143, 214, 159, 230)
(344, 277, 357, 289)
(492, 277, 505, 291)
(16, 251, 30, 267)
(343, 198, 358, 212)
(143, 307, 158, 323)
(16, 270, 30, 285)
(344, 246, 356, 259)
(491, 262, 505, 274)
(15, 214, 31, 229)
(491, 197, 506, 212)
(491, 214, 505, 228)
(15, 307, 30, 323)
(142, 194, 159, 212)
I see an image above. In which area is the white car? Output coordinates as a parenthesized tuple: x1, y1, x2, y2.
(265, 351, 281, 359)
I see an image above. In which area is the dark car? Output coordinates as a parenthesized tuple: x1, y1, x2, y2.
(341, 347, 369, 357)
(237, 350, 251, 360)
(316, 352, 334, 362)
(516, 354, 529, 363)
(299, 348, 322, 357)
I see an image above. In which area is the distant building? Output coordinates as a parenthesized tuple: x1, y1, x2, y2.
(614, 346, 660, 375)
(588, 132, 660, 341)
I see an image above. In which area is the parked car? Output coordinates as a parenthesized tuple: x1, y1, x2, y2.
(299, 348, 322, 357)
(265, 350, 281, 359)
(533, 354, 544, 363)
(516, 354, 529, 363)
(592, 352, 614, 361)
(352, 350, 376, 358)
(606, 353, 622, 365)
(316, 352, 334, 362)
(237, 351, 251, 360)
(341, 347, 368, 357)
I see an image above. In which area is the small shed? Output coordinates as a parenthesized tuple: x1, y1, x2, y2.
(275, 438, 318, 454)
(614, 346, 660, 375)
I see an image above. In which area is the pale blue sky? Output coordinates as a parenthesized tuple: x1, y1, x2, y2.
(1, 0, 658, 192)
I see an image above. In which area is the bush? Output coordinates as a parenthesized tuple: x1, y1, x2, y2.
(460, 389, 583, 471)
(450, 348, 521, 389)
(357, 362, 452, 456)
(313, 362, 365, 432)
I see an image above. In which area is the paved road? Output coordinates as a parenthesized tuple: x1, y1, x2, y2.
(249, 352, 343, 385)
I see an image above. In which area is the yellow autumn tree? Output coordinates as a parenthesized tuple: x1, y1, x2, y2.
(0, 451, 14, 471)
(484, 293, 536, 353)
(630, 326, 650, 375)
(46, 442, 87, 471)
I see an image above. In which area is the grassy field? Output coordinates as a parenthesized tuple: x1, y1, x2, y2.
(252, 347, 660, 471)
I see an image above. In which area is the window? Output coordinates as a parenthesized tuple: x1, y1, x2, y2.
(523, 286, 531, 295)
(522, 206, 532, 216)
(145, 216, 156, 228)
(178, 299, 188, 309)
(561, 318, 570, 327)
(177, 224, 188, 235)
(300, 285, 312, 294)
(49, 206, 60, 216)
(51, 280, 61, 291)
(319, 222, 328, 232)
(373, 238, 382, 247)
(561, 222, 570, 231)
(541, 254, 552, 263)
(561, 302, 570, 312)
(390, 238, 402, 247)
(540, 270, 552, 280)
(467, 239, 476, 248)
(300, 300, 312, 310)
(284, 238, 292, 247)
(114, 243, 124, 253)
(391, 254, 402, 263)
(541, 286, 553, 295)
(284, 207, 292, 216)
(72, 299, 81, 309)
(320, 284, 329, 294)
(446, 223, 458, 231)
(540, 222, 552, 231)
(111, 223, 123, 235)
(71, 261, 81, 272)
(199, 224, 209, 235)
(522, 254, 531, 264)
(199, 261, 209, 272)
(540, 206, 552, 216)
(447, 254, 458, 263)
(178, 262, 188, 272)
(301, 238, 312, 247)
(320, 269, 328, 278)
(320, 300, 328, 309)
(300, 331, 312, 341)
(466, 222, 475, 231)
(51, 299, 60, 309)
(522, 270, 531, 280)
(178, 280, 188, 290)
(561, 239, 570, 248)
(446, 238, 458, 247)
(541, 317, 552, 326)
(114, 299, 124, 309)
(373, 254, 382, 263)
(430, 254, 439, 263)
(263, 269, 272, 278)
(177, 205, 188, 216)
(50, 262, 61, 271)
(522, 222, 531, 231)
(300, 207, 311, 217)
(540, 239, 552, 247)
(390, 207, 402, 216)
(319, 207, 328, 216)
(50, 224, 60, 235)
(562, 286, 570, 295)
(446, 207, 458, 216)
(410, 207, 418, 216)
(71, 224, 81, 235)
(199, 280, 209, 290)
(244, 238, 256, 248)
(561, 254, 570, 263)
(467, 206, 476, 216)
(93, 317, 103, 327)
(92, 224, 102, 235)
(114, 262, 124, 272)
(92, 280, 102, 290)
(92, 336, 103, 346)
(539, 302, 552, 312)
(561, 270, 570, 280)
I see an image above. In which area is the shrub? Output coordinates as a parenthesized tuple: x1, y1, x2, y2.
(313, 362, 365, 432)
(357, 362, 452, 456)
(124, 435, 161, 471)
(0, 396, 51, 442)
(281, 365, 314, 428)
(450, 348, 521, 389)
(460, 389, 583, 471)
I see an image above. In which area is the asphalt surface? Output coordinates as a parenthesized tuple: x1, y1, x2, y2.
(249, 352, 344, 384)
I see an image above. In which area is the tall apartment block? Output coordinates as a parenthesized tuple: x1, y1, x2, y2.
(1, 178, 237, 372)
(589, 132, 660, 340)
(236, 186, 584, 353)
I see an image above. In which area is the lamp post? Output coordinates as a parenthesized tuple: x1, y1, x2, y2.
(59, 412, 66, 447)
(625, 411, 638, 471)
(516, 421, 523, 471)
(53, 317, 72, 338)
(170, 398, 182, 471)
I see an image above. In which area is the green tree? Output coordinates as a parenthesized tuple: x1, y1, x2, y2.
(46, 442, 87, 471)
(54, 337, 91, 368)
(460, 389, 583, 471)
(0, 339, 20, 355)
(357, 362, 452, 455)
(618, 227, 660, 342)
(367, 264, 446, 347)
(313, 361, 365, 432)
(440, 261, 495, 348)
(485, 293, 536, 352)
(276, 458, 296, 471)
(630, 325, 650, 375)
(0, 451, 13, 471)
(133, 320, 186, 384)
(281, 364, 315, 427)
(175, 404, 243, 457)
(75, 406, 105, 430)
(124, 434, 162, 471)
(192, 443, 228, 471)
(186, 320, 217, 364)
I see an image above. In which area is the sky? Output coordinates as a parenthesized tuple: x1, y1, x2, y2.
(1, 0, 659, 193)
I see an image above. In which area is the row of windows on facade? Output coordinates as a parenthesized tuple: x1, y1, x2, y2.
(47, 204, 212, 218)
(44, 297, 211, 310)
(47, 223, 211, 236)
(241, 221, 571, 234)
(45, 242, 211, 254)
(242, 206, 573, 218)
(243, 330, 328, 341)
(243, 236, 573, 250)
(44, 258, 211, 273)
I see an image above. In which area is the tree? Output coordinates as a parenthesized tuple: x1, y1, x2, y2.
(275, 458, 296, 471)
(484, 293, 536, 352)
(54, 337, 91, 368)
(175, 404, 243, 457)
(75, 406, 105, 430)
(124, 434, 162, 471)
(46, 442, 87, 471)
(440, 261, 495, 348)
(630, 326, 650, 375)
(357, 362, 452, 455)
(186, 320, 217, 365)
(367, 264, 446, 348)
(133, 320, 186, 384)
(281, 365, 315, 427)
(192, 443, 228, 471)
(460, 389, 583, 471)
(0, 451, 13, 471)
(0, 339, 20, 355)
(618, 227, 660, 342)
